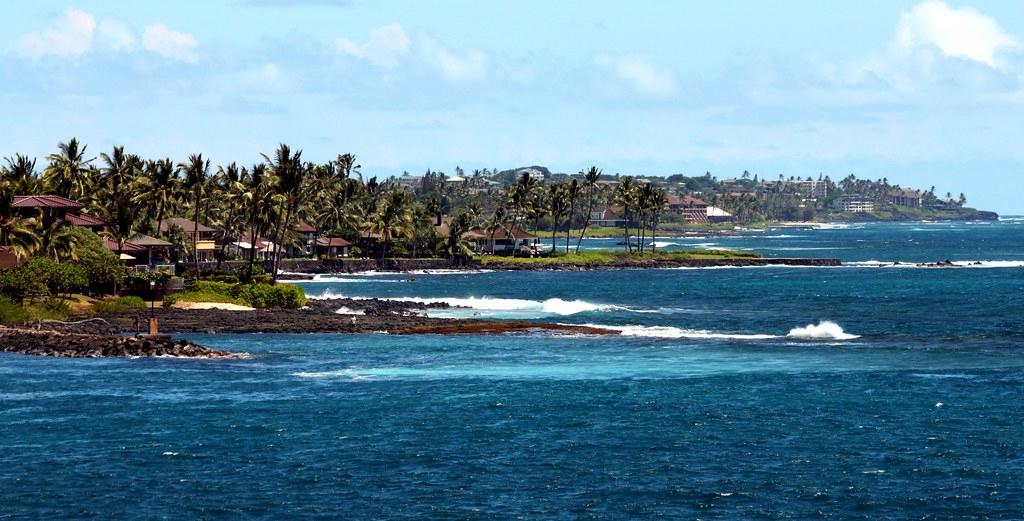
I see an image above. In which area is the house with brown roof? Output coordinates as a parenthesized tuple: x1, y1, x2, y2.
(464, 225, 539, 255)
(158, 217, 219, 261)
(668, 195, 709, 224)
(889, 189, 922, 208)
(64, 213, 107, 232)
(314, 237, 351, 258)
(590, 206, 626, 227)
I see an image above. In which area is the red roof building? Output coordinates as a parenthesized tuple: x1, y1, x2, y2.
(13, 195, 84, 210)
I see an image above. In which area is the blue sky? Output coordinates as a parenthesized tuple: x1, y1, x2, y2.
(2, 1, 1022, 213)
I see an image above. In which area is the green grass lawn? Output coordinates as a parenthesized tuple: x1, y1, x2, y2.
(477, 249, 760, 265)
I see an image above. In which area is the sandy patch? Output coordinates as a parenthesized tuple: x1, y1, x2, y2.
(174, 302, 255, 311)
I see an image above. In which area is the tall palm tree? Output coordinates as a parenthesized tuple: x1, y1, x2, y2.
(369, 190, 413, 261)
(0, 185, 40, 260)
(615, 176, 636, 252)
(485, 206, 506, 254)
(97, 147, 144, 256)
(136, 158, 179, 237)
(575, 166, 601, 253)
(507, 172, 538, 257)
(262, 144, 306, 281)
(213, 162, 243, 269)
(547, 183, 568, 253)
(44, 138, 94, 199)
(179, 153, 210, 276)
(564, 178, 580, 253)
(240, 164, 275, 280)
(444, 212, 474, 262)
(2, 154, 42, 194)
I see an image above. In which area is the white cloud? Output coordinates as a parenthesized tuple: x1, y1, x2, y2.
(97, 19, 136, 52)
(894, 1, 1018, 68)
(335, 23, 410, 67)
(596, 55, 675, 97)
(420, 37, 487, 81)
(14, 8, 96, 59)
(142, 24, 199, 63)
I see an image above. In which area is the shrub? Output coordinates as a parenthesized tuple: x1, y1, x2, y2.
(207, 273, 240, 284)
(116, 295, 146, 309)
(25, 298, 72, 321)
(234, 283, 306, 309)
(65, 227, 124, 291)
(0, 295, 28, 324)
(0, 267, 45, 303)
(23, 258, 88, 295)
(167, 281, 306, 309)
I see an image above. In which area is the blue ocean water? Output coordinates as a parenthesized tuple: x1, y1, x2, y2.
(3, 219, 1023, 519)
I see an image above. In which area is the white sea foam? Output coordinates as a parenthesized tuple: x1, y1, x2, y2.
(846, 260, 1024, 269)
(389, 296, 628, 315)
(308, 288, 347, 300)
(786, 321, 859, 340)
(335, 306, 365, 315)
(603, 324, 779, 340)
(293, 369, 370, 380)
(572, 320, 859, 341)
(650, 241, 681, 248)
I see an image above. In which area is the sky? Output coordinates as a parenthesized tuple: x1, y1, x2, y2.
(1, 1, 1022, 213)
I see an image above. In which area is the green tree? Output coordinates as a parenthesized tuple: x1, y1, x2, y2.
(575, 166, 601, 253)
(44, 138, 94, 199)
(179, 153, 210, 276)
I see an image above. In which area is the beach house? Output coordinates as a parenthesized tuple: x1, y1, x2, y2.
(889, 189, 922, 208)
(158, 217, 219, 261)
(463, 226, 539, 255)
(314, 237, 352, 259)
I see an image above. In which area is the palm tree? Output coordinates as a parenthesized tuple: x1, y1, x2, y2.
(262, 144, 305, 281)
(44, 138, 94, 199)
(507, 172, 538, 257)
(485, 206, 506, 254)
(648, 189, 668, 252)
(213, 162, 243, 269)
(0, 185, 40, 260)
(240, 164, 275, 280)
(444, 212, 474, 262)
(2, 154, 42, 194)
(575, 166, 601, 253)
(369, 190, 413, 261)
(547, 183, 568, 253)
(136, 159, 179, 237)
(179, 153, 210, 276)
(98, 147, 143, 256)
(615, 176, 636, 252)
(564, 179, 580, 253)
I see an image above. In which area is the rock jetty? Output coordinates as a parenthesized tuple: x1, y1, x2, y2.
(0, 327, 238, 358)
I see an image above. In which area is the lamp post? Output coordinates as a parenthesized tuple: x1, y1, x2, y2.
(148, 280, 158, 336)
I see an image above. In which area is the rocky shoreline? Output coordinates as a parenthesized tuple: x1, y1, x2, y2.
(2, 298, 617, 359)
(0, 327, 238, 359)
(97, 298, 617, 336)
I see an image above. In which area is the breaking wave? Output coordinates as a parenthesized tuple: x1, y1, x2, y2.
(786, 321, 860, 340)
(575, 321, 858, 341)
(595, 324, 779, 340)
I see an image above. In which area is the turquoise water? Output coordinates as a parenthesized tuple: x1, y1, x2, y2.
(3, 219, 1023, 519)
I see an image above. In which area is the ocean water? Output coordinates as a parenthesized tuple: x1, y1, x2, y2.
(3, 220, 1024, 519)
